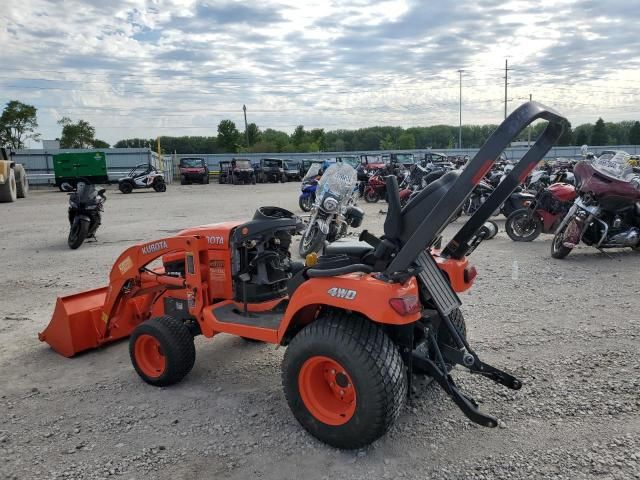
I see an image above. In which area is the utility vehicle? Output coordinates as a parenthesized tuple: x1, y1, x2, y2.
(40, 102, 566, 449)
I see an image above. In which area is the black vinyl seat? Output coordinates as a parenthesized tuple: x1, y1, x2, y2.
(324, 240, 374, 258)
(388, 171, 461, 243)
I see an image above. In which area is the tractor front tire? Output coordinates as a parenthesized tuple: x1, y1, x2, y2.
(0, 168, 17, 203)
(129, 316, 196, 387)
(14, 165, 28, 198)
(282, 312, 407, 449)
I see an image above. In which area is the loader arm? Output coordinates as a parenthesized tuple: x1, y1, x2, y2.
(40, 235, 211, 357)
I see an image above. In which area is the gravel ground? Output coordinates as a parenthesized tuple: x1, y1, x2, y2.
(1, 182, 639, 480)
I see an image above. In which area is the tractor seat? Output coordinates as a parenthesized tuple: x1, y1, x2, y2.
(384, 170, 461, 242)
(324, 239, 374, 258)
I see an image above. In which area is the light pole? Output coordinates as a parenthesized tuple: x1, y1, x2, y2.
(457, 69, 464, 149)
(243, 104, 249, 147)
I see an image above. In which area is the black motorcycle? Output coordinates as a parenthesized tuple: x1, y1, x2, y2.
(68, 181, 106, 249)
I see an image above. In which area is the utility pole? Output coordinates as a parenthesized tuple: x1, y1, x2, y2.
(528, 93, 532, 147)
(504, 59, 509, 119)
(242, 104, 249, 147)
(458, 69, 464, 149)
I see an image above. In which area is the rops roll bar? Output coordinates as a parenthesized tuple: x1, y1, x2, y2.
(385, 101, 567, 275)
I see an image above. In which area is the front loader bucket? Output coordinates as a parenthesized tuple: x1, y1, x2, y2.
(39, 287, 132, 357)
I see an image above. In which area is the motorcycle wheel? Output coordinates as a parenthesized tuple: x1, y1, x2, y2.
(68, 220, 90, 250)
(551, 224, 573, 259)
(299, 196, 313, 212)
(505, 210, 543, 242)
(298, 225, 326, 258)
(364, 190, 380, 203)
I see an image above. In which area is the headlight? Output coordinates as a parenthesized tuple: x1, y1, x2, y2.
(323, 197, 339, 212)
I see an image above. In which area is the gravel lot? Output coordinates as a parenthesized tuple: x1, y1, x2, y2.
(1, 182, 639, 480)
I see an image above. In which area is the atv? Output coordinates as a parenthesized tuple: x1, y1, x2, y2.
(118, 164, 166, 194)
(40, 102, 566, 450)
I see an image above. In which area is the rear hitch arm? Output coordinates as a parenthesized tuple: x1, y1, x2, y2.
(439, 344, 523, 390)
(412, 350, 499, 428)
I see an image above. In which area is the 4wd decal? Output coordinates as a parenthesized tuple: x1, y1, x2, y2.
(327, 287, 357, 300)
(207, 235, 225, 245)
(141, 240, 168, 255)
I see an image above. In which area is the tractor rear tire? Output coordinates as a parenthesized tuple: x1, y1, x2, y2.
(0, 169, 17, 203)
(14, 165, 28, 198)
(282, 312, 407, 449)
(130, 316, 196, 387)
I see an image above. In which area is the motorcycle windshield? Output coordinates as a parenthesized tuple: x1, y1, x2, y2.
(316, 163, 357, 204)
(303, 164, 322, 181)
(593, 151, 634, 181)
(75, 182, 96, 202)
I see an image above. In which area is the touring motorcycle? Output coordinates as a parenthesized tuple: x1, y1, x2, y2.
(552, 152, 640, 258)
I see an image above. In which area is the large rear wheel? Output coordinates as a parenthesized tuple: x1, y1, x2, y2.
(282, 312, 407, 449)
(129, 316, 195, 387)
(505, 209, 543, 242)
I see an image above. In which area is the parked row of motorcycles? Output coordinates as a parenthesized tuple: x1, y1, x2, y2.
(298, 149, 640, 259)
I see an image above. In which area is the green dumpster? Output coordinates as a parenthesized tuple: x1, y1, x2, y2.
(53, 152, 108, 190)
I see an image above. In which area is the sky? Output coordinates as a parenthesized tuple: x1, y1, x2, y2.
(1, 0, 639, 147)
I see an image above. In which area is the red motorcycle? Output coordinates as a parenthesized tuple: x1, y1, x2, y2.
(505, 183, 576, 241)
(551, 156, 640, 258)
(363, 171, 387, 203)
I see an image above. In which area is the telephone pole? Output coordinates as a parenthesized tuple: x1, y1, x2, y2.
(457, 69, 464, 149)
(528, 94, 532, 146)
(504, 59, 509, 119)
(242, 104, 249, 147)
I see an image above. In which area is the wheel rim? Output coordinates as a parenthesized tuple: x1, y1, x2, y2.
(512, 215, 536, 237)
(302, 226, 319, 249)
(298, 356, 356, 426)
(134, 334, 166, 378)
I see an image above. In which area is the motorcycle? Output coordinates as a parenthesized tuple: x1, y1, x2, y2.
(68, 180, 106, 249)
(551, 152, 640, 258)
(363, 170, 387, 203)
(505, 182, 576, 241)
(299, 163, 364, 257)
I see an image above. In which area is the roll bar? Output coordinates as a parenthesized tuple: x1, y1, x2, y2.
(385, 101, 566, 274)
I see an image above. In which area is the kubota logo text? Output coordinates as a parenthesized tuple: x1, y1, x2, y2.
(207, 235, 224, 245)
(141, 240, 168, 255)
(327, 287, 357, 300)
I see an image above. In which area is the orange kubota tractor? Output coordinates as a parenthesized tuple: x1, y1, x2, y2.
(40, 102, 566, 449)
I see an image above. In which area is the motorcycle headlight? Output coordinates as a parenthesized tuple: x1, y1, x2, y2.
(323, 197, 339, 212)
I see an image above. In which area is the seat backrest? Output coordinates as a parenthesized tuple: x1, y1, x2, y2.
(383, 176, 403, 239)
(395, 171, 461, 243)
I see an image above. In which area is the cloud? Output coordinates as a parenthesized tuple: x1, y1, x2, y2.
(1, 0, 639, 145)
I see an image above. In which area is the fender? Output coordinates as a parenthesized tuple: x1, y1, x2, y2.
(277, 273, 422, 342)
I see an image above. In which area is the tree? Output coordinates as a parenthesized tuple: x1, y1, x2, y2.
(292, 125, 305, 146)
(217, 120, 240, 152)
(556, 120, 573, 146)
(58, 117, 99, 148)
(245, 123, 261, 146)
(591, 118, 607, 145)
(397, 132, 416, 150)
(379, 134, 394, 150)
(0, 100, 40, 148)
(629, 121, 640, 145)
(92, 139, 110, 148)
